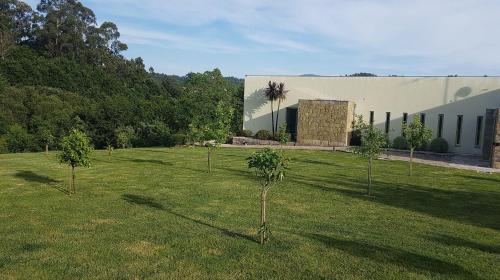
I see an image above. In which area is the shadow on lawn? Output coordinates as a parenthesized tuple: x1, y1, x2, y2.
(290, 173, 500, 231)
(115, 156, 172, 166)
(121, 194, 256, 243)
(15, 171, 69, 195)
(428, 234, 500, 254)
(305, 233, 479, 278)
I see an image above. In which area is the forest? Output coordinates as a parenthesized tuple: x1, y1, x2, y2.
(0, 0, 244, 153)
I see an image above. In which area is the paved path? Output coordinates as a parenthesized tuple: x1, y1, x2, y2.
(222, 144, 500, 173)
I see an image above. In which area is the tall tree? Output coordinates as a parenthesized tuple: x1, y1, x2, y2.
(57, 129, 93, 194)
(0, 0, 34, 58)
(403, 115, 432, 176)
(264, 81, 278, 137)
(352, 115, 387, 195)
(274, 82, 288, 134)
(247, 148, 289, 244)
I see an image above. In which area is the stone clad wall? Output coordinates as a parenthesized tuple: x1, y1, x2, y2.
(296, 100, 356, 147)
(491, 109, 500, 169)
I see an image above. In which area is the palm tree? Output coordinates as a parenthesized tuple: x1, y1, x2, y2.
(275, 82, 289, 134)
(264, 81, 278, 136)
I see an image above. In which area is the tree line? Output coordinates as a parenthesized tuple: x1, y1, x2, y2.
(0, 0, 244, 153)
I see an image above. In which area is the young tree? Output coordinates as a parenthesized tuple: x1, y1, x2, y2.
(264, 81, 278, 137)
(274, 82, 289, 135)
(38, 128, 55, 154)
(58, 130, 93, 194)
(403, 115, 432, 176)
(248, 148, 289, 244)
(352, 116, 387, 195)
(115, 126, 134, 149)
(189, 102, 233, 173)
(277, 122, 289, 150)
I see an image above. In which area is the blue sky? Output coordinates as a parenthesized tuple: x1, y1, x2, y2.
(24, 0, 500, 77)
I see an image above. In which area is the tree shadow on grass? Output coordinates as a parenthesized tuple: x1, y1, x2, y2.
(459, 175, 500, 184)
(122, 194, 165, 210)
(290, 173, 500, 231)
(305, 233, 479, 279)
(15, 171, 69, 195)
(115, 156, 172, 166)
(427, 234, 500, 254)
(15, 171, 59, 184)
(121, 193, 256, 243)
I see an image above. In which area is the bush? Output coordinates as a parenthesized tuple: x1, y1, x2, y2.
(171, 133, 186, 146)
(430, 137, 449, 153)
(255, 130, 272, 140)
(0, 136, 8, 153)
(239, 129, 253, 137)
(133, 121, 170, 147)
(6, 124, 38, 152)
(416, 141, 428, 151)
(392, 136, 409, 150)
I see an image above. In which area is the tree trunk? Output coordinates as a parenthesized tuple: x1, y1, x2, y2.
(270, 100, 275, 137)
(71, 166, 76, 194)
(45, 144, 48, 155)
(368, 157, 372, 195)
(260, 188, 268, 244)
(275, 99, 281, 136)
(207, 147, 212, 173)
(409, 148, 414, 176)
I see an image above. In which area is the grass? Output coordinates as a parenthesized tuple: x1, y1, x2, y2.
(0, 147, 499, 279)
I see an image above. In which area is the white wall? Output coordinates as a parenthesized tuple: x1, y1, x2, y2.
(244, 76, 500, 155)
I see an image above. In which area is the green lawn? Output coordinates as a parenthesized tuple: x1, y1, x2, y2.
(0, 147, 499, 279)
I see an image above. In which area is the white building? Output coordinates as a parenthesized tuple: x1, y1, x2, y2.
(243, 75, 500, 157)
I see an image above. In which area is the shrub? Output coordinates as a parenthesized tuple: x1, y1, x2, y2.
(0, 136, 8, 153)
(239, 129, 253, 137)
(6, 124, 38, 152)
(430, 137, 449, 153)
(133, 121, 170, 147)
(392, 136, 409, 150)
(416, 141, 429, 151)
(255, 130, 272, 140)
(171, 133, 186, 146)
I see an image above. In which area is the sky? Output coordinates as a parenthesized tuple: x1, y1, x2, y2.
(24, 0, 500, 78)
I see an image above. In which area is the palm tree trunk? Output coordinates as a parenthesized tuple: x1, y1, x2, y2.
(270, 100, 275, 137)
(260, 188, 267, 244)
(409, 148, 414, 176)
(275, 99, 281, 137)
(368, 157, 372, 195)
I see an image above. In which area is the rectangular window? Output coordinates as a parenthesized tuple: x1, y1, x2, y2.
(420, 113, 426, 126)
(385, 112, 391, 134)
(369, 111, 374, 125)
(402, 113, 408, 136)
(456, 115, 463, 146)
(475, 116, 483, 147)
(437, 114, 444, 138)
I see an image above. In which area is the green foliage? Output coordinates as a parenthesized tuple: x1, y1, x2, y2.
(5, 124, 36, 152)
(0, 0, 244, 153)
(171, 133, 186, 146)
(248, 148, 289, 186)
(189, 101, 234, 147)
(403, 116, 433, 151)
(58, 130, 93, 168)
(392, 136, 409, 150)
(133, 121, 170, 147)
(278, 123, 290, 145)
(255, 130, 272, 140)
(352, 116, 387, 159)
(430, 138, 449, 153)
(115, 126, 135, 149)
(239, 129, 253, 137)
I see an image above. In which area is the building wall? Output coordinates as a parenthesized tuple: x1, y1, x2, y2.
(244, 76, 500, 155)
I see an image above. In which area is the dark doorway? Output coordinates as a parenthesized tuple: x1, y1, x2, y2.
(286, 107, 298, 141)
(482, 109, 496, 160)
